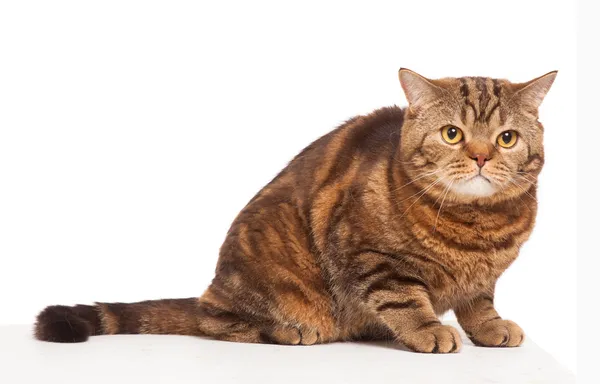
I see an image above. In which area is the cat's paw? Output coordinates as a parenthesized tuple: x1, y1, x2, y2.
(468, 319, 524, 347)
(401, 323, 462, 353)
(265, 325, 320, 345)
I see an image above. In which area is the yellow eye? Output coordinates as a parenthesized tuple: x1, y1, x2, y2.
(497, 130, 518, 148)
(441, 126, 463, 144)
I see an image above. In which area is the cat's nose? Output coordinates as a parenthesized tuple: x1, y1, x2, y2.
(472, 154, 489, 168)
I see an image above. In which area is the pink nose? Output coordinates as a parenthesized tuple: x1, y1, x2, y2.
(472, 154, 489, 168)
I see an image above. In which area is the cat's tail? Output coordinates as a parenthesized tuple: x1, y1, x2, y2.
(34, 298, 210, 343)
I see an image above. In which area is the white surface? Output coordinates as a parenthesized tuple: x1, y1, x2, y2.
(0, 322, 574, 384)
(0, 0, 576, 373)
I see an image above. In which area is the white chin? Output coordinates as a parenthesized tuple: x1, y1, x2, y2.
(450, 176, 497, 197)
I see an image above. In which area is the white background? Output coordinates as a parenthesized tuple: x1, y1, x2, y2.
(577, 0, 596, 381)
(0, 0, 576, 374)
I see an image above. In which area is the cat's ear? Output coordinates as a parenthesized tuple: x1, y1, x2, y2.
(512, 71, 558, 109)
(398, 68, 442, 107)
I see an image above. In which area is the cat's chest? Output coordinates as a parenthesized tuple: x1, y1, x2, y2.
(401, 196, 535, 251)
(424, 245, 519, 312)
(399, 216, 526, 308)
(404, 206, 532, 281)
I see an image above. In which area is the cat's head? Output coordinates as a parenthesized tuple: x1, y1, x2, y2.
(398, 68, 557, 204)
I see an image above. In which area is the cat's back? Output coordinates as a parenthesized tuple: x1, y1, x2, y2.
(220, 105, 407, 267)
(288, 105, 405, 179)
(236, 106, 406, 214)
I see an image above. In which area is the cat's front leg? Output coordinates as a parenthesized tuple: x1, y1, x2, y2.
(454, 294, 524, 347)
(354, 253, 462, 353)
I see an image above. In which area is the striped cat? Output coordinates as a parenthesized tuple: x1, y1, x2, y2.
(35, 69, 556, 353)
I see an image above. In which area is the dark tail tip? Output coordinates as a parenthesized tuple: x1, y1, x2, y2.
(34, 305, 96, 343)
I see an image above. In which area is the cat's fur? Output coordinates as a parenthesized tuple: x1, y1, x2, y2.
(34, 69, 557, 353)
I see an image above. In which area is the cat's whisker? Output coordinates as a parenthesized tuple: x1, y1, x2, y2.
(515, 191, 533, 214)
(508, 178, 538, 202)
(397, 175, 444, 204)
(391, 167, 446, 194)
(500, 179, 533, 213)
(432, 177, 455, 233)
(516, 172, 537, 183)
(399, 177, 445, 218)
(514, 175, 538, 189)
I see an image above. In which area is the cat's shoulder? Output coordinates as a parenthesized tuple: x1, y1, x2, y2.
(335, 105, 406, 153)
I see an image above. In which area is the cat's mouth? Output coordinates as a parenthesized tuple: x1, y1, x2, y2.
(448, 173, 496, 197)
(470, 174, 491, 183)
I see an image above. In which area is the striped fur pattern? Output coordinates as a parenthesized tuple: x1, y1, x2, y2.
(35, 69, 557, 353)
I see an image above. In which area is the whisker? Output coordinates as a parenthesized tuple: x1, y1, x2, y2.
(496, 163, 511, 172)
(398, 177, 445, 218)
(514, 175, 538, 188)
(508, 177, 538, 202)
(516, 175, 537, 185)
(432, 177, 455, 233)
(515, 192, 533, 213)
(501, 180, 533, 213)
(397, 176, 443, 203)
(516, 172, 538, 184)
(390, 167, 445, 194)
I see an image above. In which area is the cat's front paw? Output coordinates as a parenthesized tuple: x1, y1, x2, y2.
(400, 323, 462, 353)
(468, 319, 524, 347)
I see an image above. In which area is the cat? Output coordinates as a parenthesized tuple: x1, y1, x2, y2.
(34, 68, 556, 353)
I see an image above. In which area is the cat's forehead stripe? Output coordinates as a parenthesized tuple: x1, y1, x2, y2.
(458, 77, 477, 124)
(457, 76, 503, 125)
(476, 77, 491, 121)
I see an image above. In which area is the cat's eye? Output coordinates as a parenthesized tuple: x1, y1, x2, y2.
(441, 126, 463, 144)
(497, 130, 518, 148)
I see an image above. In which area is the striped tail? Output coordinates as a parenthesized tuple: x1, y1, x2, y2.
(34, 298, 205, 343)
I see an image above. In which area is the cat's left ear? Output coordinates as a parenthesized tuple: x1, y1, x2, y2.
(398, 68, 443, 107)
(512, 71, 558, 109)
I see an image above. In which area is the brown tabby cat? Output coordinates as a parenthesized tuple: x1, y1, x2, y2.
(35, 69, 556, 353)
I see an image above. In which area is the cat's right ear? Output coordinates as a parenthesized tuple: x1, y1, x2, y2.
(398, 68, 441, 107)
